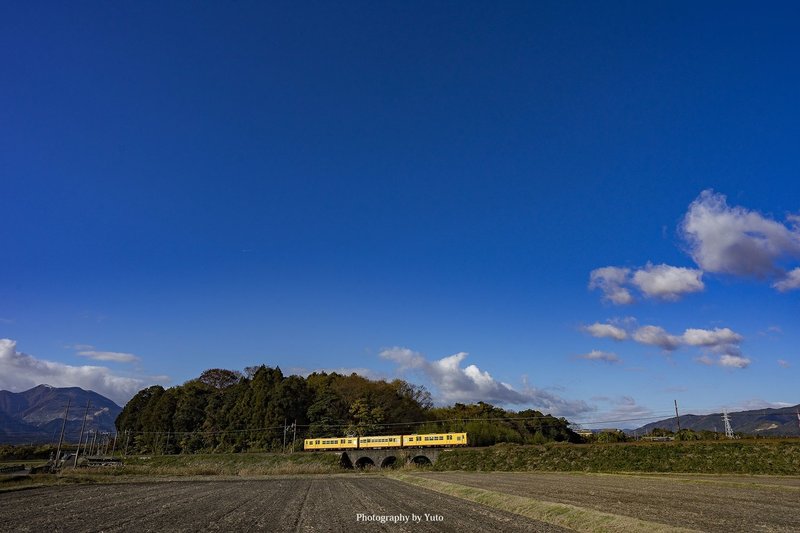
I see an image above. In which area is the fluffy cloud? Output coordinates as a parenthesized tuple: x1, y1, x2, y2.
(583, 322, 627, 341)
(583, 319, 748, 367)
(577, 350, 621, 364)
(718, 354, 751, 369)
(696, 352, 751, 369)
(632, 326, 682, 351)
(681, 327, 743, 347)
(681, 190, 800, 280)
(627, 324, 745, 355)
(777, 359, 790, 368)
(631, 263, 705, 300)
(379, 347, 591, 416)
(773, 267, 800, 292)
(0, 339, 146, 404)
(76, 350, 140, 363)
(588, 267, 633, 304)
(589, 264, 704, 304)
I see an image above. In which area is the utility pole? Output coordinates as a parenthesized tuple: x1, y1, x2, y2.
(54, 398, 71, 469)
(73, 400, 91, 467)
(90, 429, 98, 456)
(81, 429, 90, 457)
(292, 419, 297, 453)
(111, 432, 117, 456)
(283, 418, 288, 453)
(124, 430, 131, 456)
(674, 400, 681, 433)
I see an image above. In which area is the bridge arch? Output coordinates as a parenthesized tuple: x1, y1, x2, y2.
(411, 455, 432, 466)
(380, 456, 398, 468)
(354, 457, 375, 469)
(339, 453, 353, 469)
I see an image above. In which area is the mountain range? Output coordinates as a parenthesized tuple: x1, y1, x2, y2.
(633, 404, 800, 436)
(0, 385, 122, 445)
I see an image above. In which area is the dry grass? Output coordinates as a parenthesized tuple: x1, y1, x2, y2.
(435, 440, 800, 475)
(392, 473, 699, 533)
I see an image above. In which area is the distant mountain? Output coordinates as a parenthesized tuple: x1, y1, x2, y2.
(0, 385, 122, 445)
(632, 404, 800, 436)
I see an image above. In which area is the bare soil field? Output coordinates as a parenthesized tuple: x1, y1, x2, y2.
(0, 476, 569, 532)
(414, 471, 800, 532)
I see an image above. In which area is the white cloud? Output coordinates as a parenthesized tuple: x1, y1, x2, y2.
(588, 267, 633, 304)
(681, 190, 800, 279)
(583, 322, 627, 341)
(0, 338, 145, 404)
(577, 350, 621, 364)
(631, 263, 704, 300)
(695, 353, 751, 369)
(629, 325, 746, 361)
(773, 267, 800, 292)
(718, 354, 751, 368)
(77, 350, 140, 363)
(379, 346, 591, 417)
(633, 326, 682, 351)
(682, 327, 743, 347)
(777, 359, 790, 368)
(589, 264, 704, 304)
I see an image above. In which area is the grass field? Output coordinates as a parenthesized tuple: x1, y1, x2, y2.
(433, 440, 800, 475)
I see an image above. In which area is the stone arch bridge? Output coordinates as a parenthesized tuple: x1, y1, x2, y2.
(338, 449, 441, 469)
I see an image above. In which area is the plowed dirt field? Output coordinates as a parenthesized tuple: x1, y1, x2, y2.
(0, 477, 569, 532)
(414, 471, 800, 532)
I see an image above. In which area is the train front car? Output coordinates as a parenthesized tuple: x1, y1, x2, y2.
(303, 437, 359, 451)
(357, 435, 403, 449)
(402, 433, 468, 448)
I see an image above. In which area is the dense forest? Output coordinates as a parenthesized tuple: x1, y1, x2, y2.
(115, 366, 579, 454)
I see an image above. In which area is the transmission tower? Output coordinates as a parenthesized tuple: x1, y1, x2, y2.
(722, 409, 735, 439)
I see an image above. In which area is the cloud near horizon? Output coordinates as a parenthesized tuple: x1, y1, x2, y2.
(584, 321, 750, 368)
(0, 338, 150, 404)
(379, 347, 591, 417)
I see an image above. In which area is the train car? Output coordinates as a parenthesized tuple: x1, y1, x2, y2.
(303, 437, 359, 451)
(402, 432, 468, 448)
(357, 435, 403, 449)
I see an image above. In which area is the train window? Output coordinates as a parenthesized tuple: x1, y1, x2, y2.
(316, 440, 320, 444)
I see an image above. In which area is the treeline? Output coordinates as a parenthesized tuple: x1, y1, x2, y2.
(115, 366, 579, 454)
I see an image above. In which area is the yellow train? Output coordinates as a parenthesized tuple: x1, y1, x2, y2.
(304, 432, 468, 451)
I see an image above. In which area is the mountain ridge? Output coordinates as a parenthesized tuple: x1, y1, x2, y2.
(632, 404, 800, 436)
(0, 385, 122, 444)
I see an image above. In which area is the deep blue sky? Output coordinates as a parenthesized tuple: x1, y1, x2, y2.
(2, 2, 798, 424)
